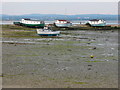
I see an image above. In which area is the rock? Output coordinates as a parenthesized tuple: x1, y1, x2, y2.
(31, 73, 34, 75)
(48, 53, 50, 55)
(57, 61, 59, 64)
(105, 39, 108, 41)
(67, 49, 72, 51)
(88, 68, 91, 70)
(88, 65, 92, 66)
(63, 68, 66, 70)
(88, 39, 91, 41)
(93, 47, 96, 49)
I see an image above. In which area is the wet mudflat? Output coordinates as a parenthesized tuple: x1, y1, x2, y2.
(2, 29, 118, 88)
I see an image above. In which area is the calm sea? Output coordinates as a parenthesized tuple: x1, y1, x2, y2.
(0, 20, 118, 25)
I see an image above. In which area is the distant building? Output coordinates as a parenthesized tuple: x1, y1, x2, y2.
(87, 19, 106, 26)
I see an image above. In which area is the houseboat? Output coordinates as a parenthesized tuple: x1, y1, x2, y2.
(13, 18, 45, 28)
(36, 26, 60, 36)
(87, 19, 106, 27)
(54, 20, 72, 28)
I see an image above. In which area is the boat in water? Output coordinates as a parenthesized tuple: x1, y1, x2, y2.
(13, 18, 45, 28)
(36, 27, 60, 36)
(86, 19, 106, 27)
(54, 20, 72, 28)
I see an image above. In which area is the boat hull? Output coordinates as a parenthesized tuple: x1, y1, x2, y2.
(91, 23, 106, 26)
(55, 23, 72, 27)
(13, 22, 45, 28)
(21, 23, 45, 28)
(13, 22, 21, 25)
(38, 34, 60, 36)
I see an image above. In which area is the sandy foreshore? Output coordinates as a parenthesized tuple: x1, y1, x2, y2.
(2, 27, 118, 88)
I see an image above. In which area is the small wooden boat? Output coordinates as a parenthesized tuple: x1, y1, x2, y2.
(36, 27, 60, 36)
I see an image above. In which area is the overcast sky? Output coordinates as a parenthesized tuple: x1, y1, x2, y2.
(1, 0, 119, 2)
(2, 2, 118, 15)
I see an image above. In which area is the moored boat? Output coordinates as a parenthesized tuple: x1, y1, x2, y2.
(36, 27, 60, 36)
(13, 18, 45, 28)
(86, 19, 106, 27)
(54, 20, 72, 28)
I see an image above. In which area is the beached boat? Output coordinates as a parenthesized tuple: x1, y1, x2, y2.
(54, 20, 72, 28)
(87, 19, 106, 27)
(13, 18, 45, 28)
(36, 27, 60, 36)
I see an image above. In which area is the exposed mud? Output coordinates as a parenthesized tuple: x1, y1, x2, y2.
(2, 29, 118, 88)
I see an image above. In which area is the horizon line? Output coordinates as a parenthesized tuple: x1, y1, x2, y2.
(1, 14, 118, 16)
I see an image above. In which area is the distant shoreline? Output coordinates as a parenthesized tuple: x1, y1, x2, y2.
(0, 20, 118, 26)
(1, 24, 119, 31)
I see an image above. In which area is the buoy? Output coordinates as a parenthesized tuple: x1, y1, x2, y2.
(90, 55, 94, 58)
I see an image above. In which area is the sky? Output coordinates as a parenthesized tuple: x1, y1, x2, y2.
(1, 0, 120, 2)
(1, 2, 118, 15)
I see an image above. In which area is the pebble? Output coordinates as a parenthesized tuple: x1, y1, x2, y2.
(88, 68, 91, 70)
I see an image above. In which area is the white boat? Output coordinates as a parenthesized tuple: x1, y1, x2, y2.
(54, 20, 72, 28)
(87, 19, 106, 26)
(36, 27, 60, 36)
(13, 18, 45, 28)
